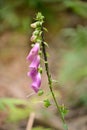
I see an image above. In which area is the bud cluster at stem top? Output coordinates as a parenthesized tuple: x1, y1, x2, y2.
(30, 12, 44, 44)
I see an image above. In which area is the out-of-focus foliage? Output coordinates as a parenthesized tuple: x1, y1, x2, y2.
(63, 0, 87, 18)
(0, 98, 31, 122)
(0, 0, 31, 32)
(0, 0, 87, 32)
(63, 26, 87, 49)
(58, 26, 87, 106)
(32, 127, 52, 130)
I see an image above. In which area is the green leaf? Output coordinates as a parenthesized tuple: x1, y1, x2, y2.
(38, 89, 44, 96)
(43, 27, 48, 32)
(44, 99, 51, 108)
(44, 42, 49, 47)
(36, 12, 44, 21)
(59, 104, 68, 119)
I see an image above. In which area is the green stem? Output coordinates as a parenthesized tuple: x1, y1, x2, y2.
(41, 27, 68, 129)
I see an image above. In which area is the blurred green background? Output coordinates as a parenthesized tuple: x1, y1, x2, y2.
(0, 0, 87, 130)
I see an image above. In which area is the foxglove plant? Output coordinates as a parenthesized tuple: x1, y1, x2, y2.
(26, 12, 68, 130)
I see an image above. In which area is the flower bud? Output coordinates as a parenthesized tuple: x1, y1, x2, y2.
(30, 22, 37, 28)
(38, 89, 44, 96)
(38, 67, 42, 74)
(33, 30, 40, 36)
(30, 22, 41, 28)
(30, 35, 37, 42)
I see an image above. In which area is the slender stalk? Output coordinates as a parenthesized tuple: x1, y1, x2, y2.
(29, 12, 68, 130)
(41, 27, 67, 128)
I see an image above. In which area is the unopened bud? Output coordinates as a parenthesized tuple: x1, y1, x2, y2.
(33, 30, 40, 36)
(30, 35, 37, 42)
(30, 22, 41, 28)
(37, 39, 41, 43)
(31, 22, 37, 28)
(38, 89, 44, 96)
(38, 67, 43, 74)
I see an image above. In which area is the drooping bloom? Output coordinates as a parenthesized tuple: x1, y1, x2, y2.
(27, 68, 37, 78)
(26, 42, 41, 93)
(31, 72, 41, 92)
(27, 68, 41, 92)
(29, 55, 40, 70)
(26, 43, 40, 61)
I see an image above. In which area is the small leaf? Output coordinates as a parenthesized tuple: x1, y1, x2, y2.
(44, 99, 51, 108)
(59, 104, 69, 119)
(38, 67, 43, 74)
(43, 27, 48, 32)
(38, 90, 44, 96)
(44, 42, 49, 47)
(31, 44, 34, 47)
(36, 12, 44, 21)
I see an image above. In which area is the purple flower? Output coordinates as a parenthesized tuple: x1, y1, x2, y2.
(29, 55, 40, 70)
(26, 42, 42, 93)
(26, 43, 40, 61)
(27, 68, 37, 78)
(31, 72, 41, 92)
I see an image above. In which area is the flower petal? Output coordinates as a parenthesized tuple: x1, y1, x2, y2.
(26, 43, 40, 61)
(29, 55, 40, 70)
(27, 68, 37, 78)
(31, 73, 41, 92)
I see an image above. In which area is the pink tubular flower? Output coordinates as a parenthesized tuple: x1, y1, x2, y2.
(26, 42, 41, 93)
(29, 55, 40, 70)
(26, 43, 40, 61)
(27, 68, 37, 78)
(31, 73, 41, 92)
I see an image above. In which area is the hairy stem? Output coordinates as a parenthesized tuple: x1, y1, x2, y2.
(41, 27, 67, 128)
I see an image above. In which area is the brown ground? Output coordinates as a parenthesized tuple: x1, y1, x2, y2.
(0, 32, 87, 130)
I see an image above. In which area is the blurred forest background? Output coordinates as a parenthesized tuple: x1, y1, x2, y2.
(0, 0, 87, 130)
